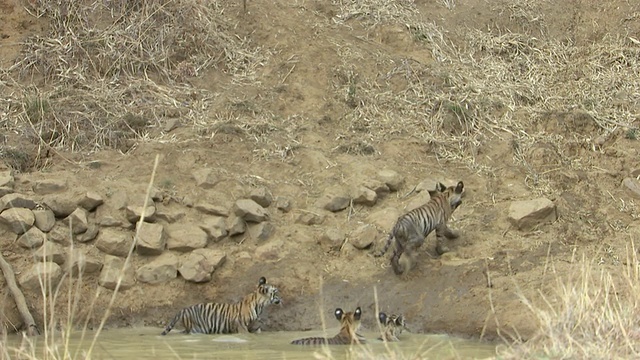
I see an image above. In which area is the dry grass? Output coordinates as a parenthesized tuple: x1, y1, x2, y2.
(0, 0, 264, 162)
(329, 0, 639, 193)
(497, 239, 640, 359)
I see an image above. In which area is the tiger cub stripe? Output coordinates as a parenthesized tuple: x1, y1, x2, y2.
(374, 181, 464, 277)
(378, 312, 408, 342)
(291, 307, 365, 345)
(161, 277, 281, 335)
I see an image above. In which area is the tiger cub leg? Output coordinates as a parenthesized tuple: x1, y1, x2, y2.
(435, 224, 459, 256)
(397, 251, 417, 280)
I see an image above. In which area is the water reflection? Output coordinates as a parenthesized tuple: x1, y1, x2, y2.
(4, 327, 496, 359)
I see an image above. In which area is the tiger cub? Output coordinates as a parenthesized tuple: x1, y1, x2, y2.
(161, 277, 281, 335)
(374, 181, 464, 277)
(291, 307, 365, 345)
(378, 312, 408, 342)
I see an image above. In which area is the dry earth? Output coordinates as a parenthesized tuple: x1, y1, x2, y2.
(1, 0, 640, 344)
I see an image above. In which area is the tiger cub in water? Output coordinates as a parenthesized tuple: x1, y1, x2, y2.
(161, 277, 281, 335)
(378, 312, 408, 342)
(291, 307, 365, 345)
(374, 181, 464, 277)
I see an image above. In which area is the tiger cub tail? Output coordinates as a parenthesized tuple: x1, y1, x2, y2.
(373, 233, 395, 258)
(161, 309, 184, 335)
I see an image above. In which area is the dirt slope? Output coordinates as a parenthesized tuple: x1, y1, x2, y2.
(1, 0, 639, 342)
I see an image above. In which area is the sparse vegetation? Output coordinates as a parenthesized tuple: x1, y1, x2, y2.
(1, 0, 640, 358)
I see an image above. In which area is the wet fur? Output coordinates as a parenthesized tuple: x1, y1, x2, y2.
(161, 277, 281, 335)
(378, 312, 408, 342)
(291, 307, 365, 345)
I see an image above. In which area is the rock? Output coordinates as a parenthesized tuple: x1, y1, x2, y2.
(199, 216, 228, 242)
(351, 186, 377, 206)
(33, 209, 56, 232)
(99, 255, 135, 290)
(367, 208, 401, 231)
(316, 189, 350, 212)
(415, 178, 441, 194)
(405, 192, 431, 213)
(233, 199, 268, 223)
(0, 187, 14, 198)
(163, 118, 181, 133)
(95, 228, 134, 257)
(349, 224, 379, 249)
(79, 191, 104, 211)
(178, 249, 226, 283)
(0, 170, 14, 188)
(98, 215, 129, 228)
(248, 222, 275, 241)
(194, 203, 229, 217)
(0, 208, 34, 234)
(166, 224, 208, 252)
(377, 169, 405, 192)
(249, 187, 273, 208)
(363, 179, 391, 198)
(125, 204, 156, 223)
(108, 189, 129, 210)
(0, 193, 37, 211)
(154, 206, 187, 223)
(17, 226, 46, 249)
(19, 262, 62, 293)
(622, 177, 640, 199)
(47, 223, 73, 245)
(135, 222, 166, 255)
(274, 196, 292, 212)
(32, 179, 67, 195)
(192, 168, 220, 189)
(76, 224, 99, 242)
(319, 228, 345, 252)
(254, 239, 285, 261)
(508, 198, 558, 231)
(68, 250, 103, 276)
(226, 215, 246, 236)
(43, 193, 78, 217)
(295, 210, 326, 225)
(136, 252, 179, 284)
(61, 208, 89, 234)
(35, 241, 66, 265)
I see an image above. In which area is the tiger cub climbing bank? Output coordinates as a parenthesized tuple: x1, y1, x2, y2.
(161, 277, 281, 335)
(378, 312, 408, 342)
(290, 307, 365, 345)
(374, 181, 464, 277)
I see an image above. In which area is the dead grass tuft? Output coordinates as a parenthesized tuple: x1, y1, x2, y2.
(499, 240, 640, 358)
(0, 0, 264, 159)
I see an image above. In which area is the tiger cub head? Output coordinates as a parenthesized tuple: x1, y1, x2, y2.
(428, 181, 464, 210)
(378, 312, 408, 341)
(257, 276, 282, 305)
(335, 307, 363, 342)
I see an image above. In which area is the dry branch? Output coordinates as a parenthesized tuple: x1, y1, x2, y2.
(0, 252, 38, 336)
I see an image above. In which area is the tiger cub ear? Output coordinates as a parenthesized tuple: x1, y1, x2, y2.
(334, 308, 344, 320)
(258, 277, 267, 285)
(436, 182, 447, 192)
(354, 307, 362, 320)
(455, 181, 464, 194)
(378, 312, 388, 324)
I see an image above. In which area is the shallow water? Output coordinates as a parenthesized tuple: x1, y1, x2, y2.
(3, 327, 496, 360)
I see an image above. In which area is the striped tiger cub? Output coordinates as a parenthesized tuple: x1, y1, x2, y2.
(378, 312, 408, 342)
(291, 307, 365, 345)
(161, 276, 281, 335)
(374, 181, 464, 277)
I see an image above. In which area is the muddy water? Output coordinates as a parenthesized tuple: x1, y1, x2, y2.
(4, 327, 496, 359)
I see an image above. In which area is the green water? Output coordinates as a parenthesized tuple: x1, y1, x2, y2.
(3, 327, 496, 359)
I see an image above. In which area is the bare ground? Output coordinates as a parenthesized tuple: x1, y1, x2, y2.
(1, 0, 639, 344)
